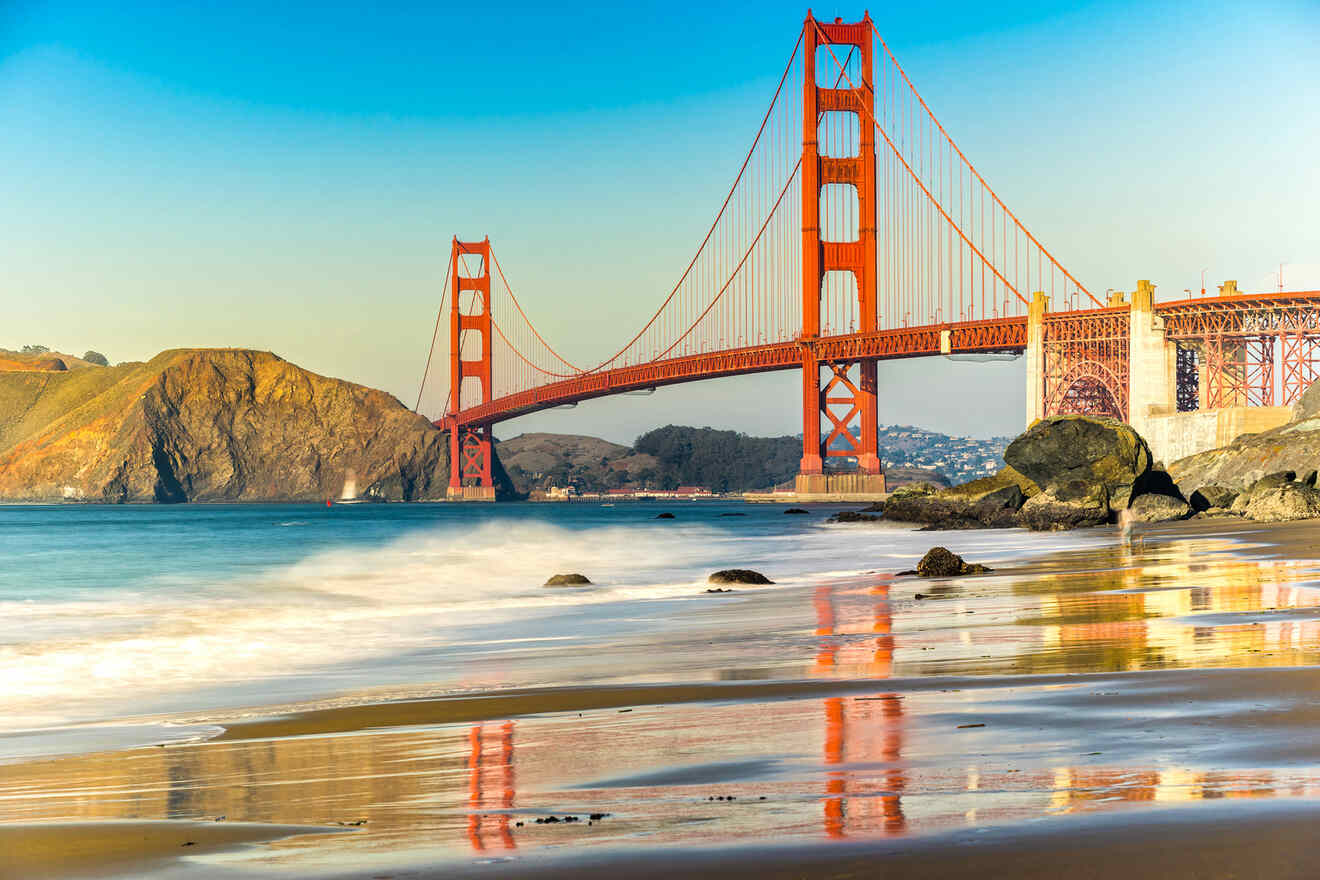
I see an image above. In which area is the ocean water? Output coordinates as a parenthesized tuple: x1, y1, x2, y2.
(0, 501, 1101, 759)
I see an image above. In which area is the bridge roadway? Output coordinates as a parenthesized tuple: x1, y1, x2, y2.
(439, 289, 1320, 432)
(441, 316, 1028, 429)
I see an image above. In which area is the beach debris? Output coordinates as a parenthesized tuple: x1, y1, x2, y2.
(516, 821, 524, 827)
(181, 841, 196, 847)
(956, 723, 986, 729)
(784, 507, 809, 514)
(213, 815, 226, 822)
(915, 547, 991, 578)
(708, 569, 773, 585)
(335, 819, 368, 826)
(589, 813, 608, 821)
(656, 512, 676, 519)
(544, 572, 592, 586)
(705, 587, 734, 593)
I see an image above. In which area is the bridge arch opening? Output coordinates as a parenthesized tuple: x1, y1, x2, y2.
(1047, 361, 1126, 421)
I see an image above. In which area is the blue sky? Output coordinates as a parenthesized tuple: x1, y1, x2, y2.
(2, 0, 1317, 443)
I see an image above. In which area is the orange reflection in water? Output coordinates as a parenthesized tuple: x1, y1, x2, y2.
(818, 577, 905, 839)
(465, 721, 517, 852)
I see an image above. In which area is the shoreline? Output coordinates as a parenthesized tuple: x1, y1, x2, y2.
(9, 515, 1320, 878)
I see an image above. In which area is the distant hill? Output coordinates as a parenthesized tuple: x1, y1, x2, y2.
(0, 348, 101, 373)
(497, 433, 658, 493)
(0, 349, 459, 502)
(495, 426, 954, 494)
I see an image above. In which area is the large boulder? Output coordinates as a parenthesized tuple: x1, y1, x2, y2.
(1005, 415, 1151, 513)
(1244, 484, 1320, 522)
(1127, 492, 1191, 523)
(1016, 480, 1110, 531)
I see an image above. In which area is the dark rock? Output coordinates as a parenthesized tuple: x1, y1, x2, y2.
(1254, 470, 1298, 492)
(882, 467, 1029, 530)
(1305, 471, 1318, 488)
(708, 569, 773, 585)
(719, 512, 746, 517)
(1244, 483, 1320, 522)
(1133, 467, 1185, 504)
(783, 507, 809, 514)
(656, 512, 675, 519)
(705, 587, 734, 593)
(1189, 484, 1238, 511)
(1005, 415, 1151, 514)
(827, 510, 879, 523)
(1127, 492, 1191, 523)
(896, 569, 917, 576)
(545, 573, 592, 586)
(915, 547, 993, 577)
(1015, 480, 1110, 531)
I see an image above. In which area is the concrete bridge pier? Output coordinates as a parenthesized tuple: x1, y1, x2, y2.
(1126, 280, 1178, 447)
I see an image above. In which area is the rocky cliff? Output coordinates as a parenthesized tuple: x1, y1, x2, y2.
(0, 349, 455, 502)
(1169, 389, 1320, 492)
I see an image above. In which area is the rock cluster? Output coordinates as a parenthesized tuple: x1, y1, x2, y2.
(881, 415, 1189, 531)
(1182, 470, 1320, 523)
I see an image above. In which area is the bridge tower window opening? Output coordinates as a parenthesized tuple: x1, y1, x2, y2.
(820, 183, 860, 244)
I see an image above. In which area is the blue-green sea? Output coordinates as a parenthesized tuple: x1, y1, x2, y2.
(0, 501, 1096, 760)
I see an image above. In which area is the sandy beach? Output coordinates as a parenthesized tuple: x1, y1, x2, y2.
(7, 516, 1320, 878)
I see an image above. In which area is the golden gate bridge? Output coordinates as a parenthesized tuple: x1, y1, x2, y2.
(416, 12, 1319, 500)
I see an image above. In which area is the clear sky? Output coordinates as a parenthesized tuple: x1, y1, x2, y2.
(2, 0, 1317, 445)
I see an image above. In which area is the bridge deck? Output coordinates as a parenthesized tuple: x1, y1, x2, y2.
(443, 316, 1027, 428)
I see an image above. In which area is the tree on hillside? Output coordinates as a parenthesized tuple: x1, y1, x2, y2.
(634, 425, 800, 492)
(83, 350, 109, 366)
(20, 344, 49, 354)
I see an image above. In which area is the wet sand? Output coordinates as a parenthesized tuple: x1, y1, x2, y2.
(0, 821, 335, 880)
(9, 518, 1320, 877)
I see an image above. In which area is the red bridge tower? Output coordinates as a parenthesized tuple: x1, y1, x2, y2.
(446, 237, 496, 501)
(798, 13, 885, 497)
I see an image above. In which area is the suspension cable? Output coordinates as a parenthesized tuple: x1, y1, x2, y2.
(869, 20, 1098, 306)
(414, 256, 452, 414)
(812, 22, 1028, 306)
(490, 247, 582, 372)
